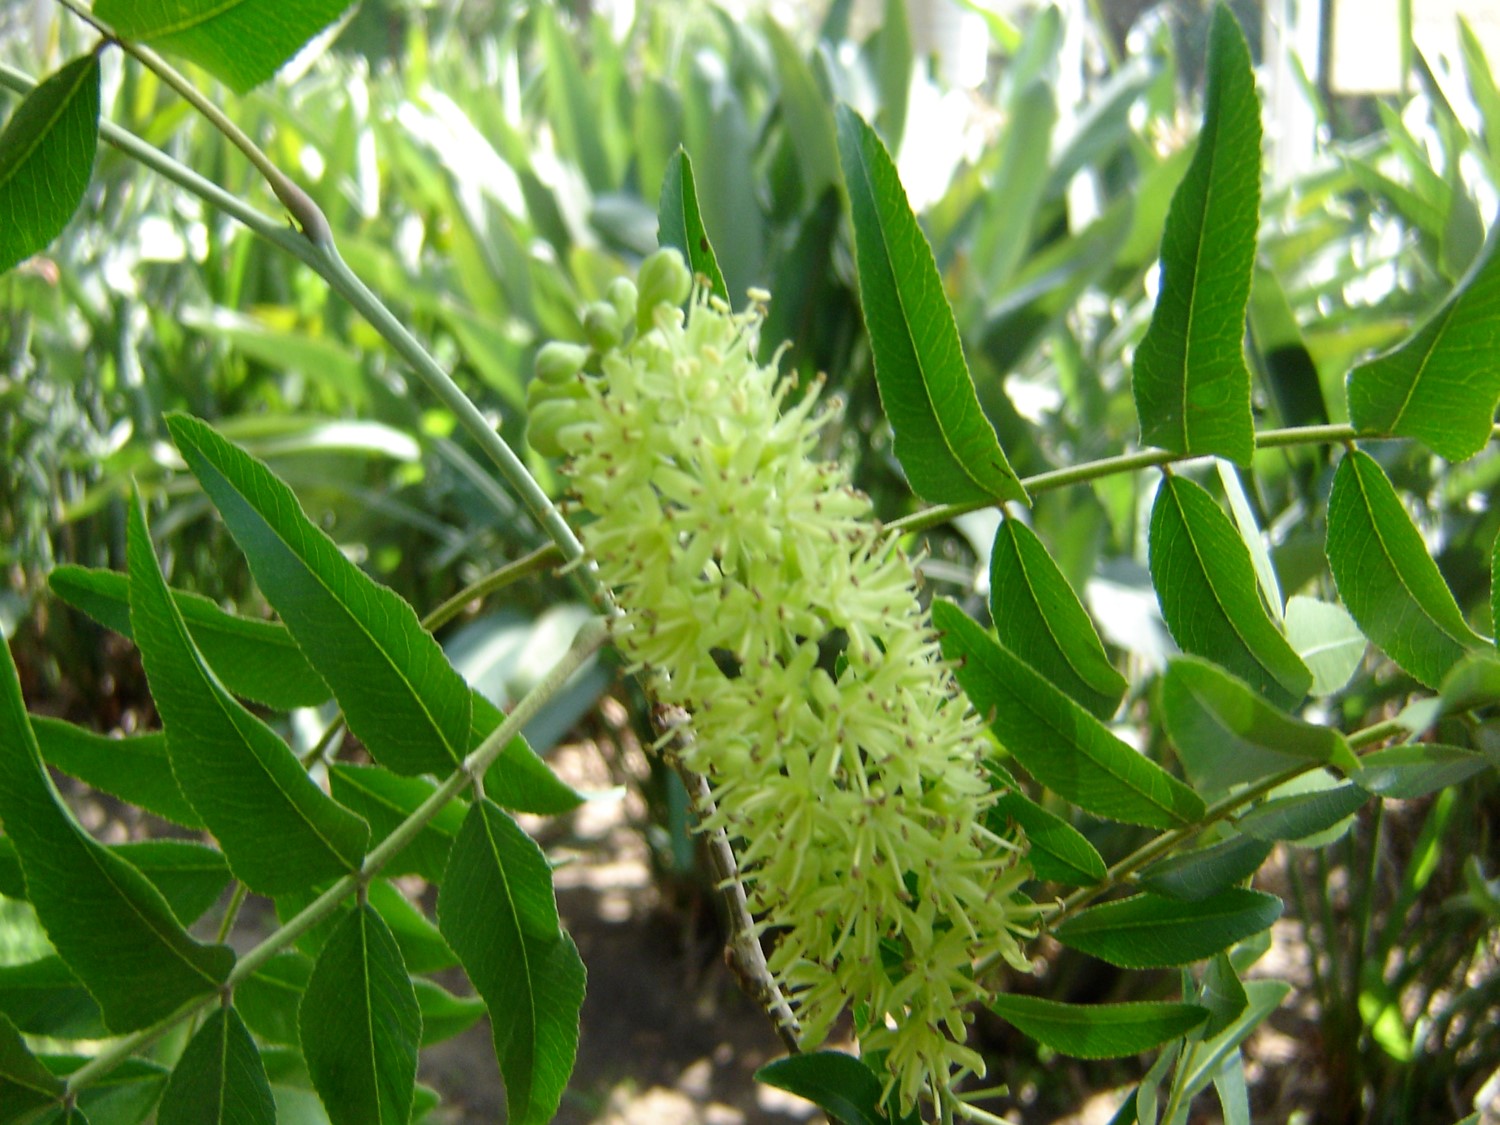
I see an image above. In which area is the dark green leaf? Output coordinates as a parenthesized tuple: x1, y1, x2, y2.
(1347, 225, 1500, 462)
(937, 602, 1204, 829)
(1199, 952, 1249, 1039)
(0, 55, 99, 276)
(94, 0, 352, 94)
(300, 904, 421, 1125)
(235, 953, 310, 1048)
(1355, 743, 1495, 799)
(31, 717, 201, 828)
(1054, 889, 1283, 968)
(414, 979, 487, 1046)
(989, 518, 1125, 719)
(0, 1011, 64, 1123)
(1325, 450, 1485, 687)
(473, 693, 585, 815)
(755, 1051, 892, 1125)
(438, 799, 584, 1125)
(1131, 6, 1259, 465)
(1177, 980, 1290, 1096)
(368, 878, 456, 974)
(328, 764, 466, 884)
(1138, 835, 1271, 903)
(0, 958, 105, 1040)
(657, 149, 728, 303)
(111, 840, 231, 926)
(1150, 476, 1311, 706)
(128, 491, 368, 893)
(48, 565, 328, 710)
(1248, 265, 1329, 430)
(1160, 657, 1354, 794)
(987, 994, 1208, 1059)
(1236, 782, 1369, 843)
(987, 792, 1107, 886)
(0, 638, 232, 1031)
(1438, 650, 1500, 712)
(835, 104, 1027, 505)
(166, 413, 472, 776)
(157, 1007, 275, 1125)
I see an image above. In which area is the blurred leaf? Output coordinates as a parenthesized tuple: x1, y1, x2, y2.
(157, 1007, 275, 1125)
(300, 905, 420, 1125)
(537, 5, 615, 191)
(937, 602, 1203, 829)
(1347, 227, 1500, 462)
(1236, 781, 1369, 844)
(414, 979, 486, 1047)
(681, 61, 762, 300)
(756, 1051, 911, 1125)
(1438, 649, 1500, 712)
(179, 308, 367, 406)
(31, 717, 202, 828)
(1160, 657, 1355, 795)
(1199, 953, 1249, 1041)
(1248, 265, 1330, 428)
(0, 55, 99, 277)
(167, 414, 472, 776)
(48, 566, 329, 711)
(1283, 596, 1366, 697)
(1054, 889, 1283, 969)
(0, 957, 104, 1041)
(1139, 835, 1272, 903)
(656, 149, 727, 303)
(836, 105, 1027, 505)
(1132, 6, 1259, 465)
(1326, 450, 1485, 687)
(971, 82, 1055, 294)
(236, 953, 310, 1048)
(1356, 744, 1495, 799)
(872, 0, 913, 150)
(328, 764, 465, 884)
(128, 491, 369, 894)
(0, 1011, 62, 1124)
(987, 995, 1208, 1059)
(96, 0, 351, 94)
(1150, 476, 1311, 706)
(436, 799, 584, 1125)
(766, 21, 840, 203)
(987, 791, 1107, 886)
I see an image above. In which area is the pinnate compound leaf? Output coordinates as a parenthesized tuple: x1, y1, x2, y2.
(0, 639, 233, 1031)
(657, 148, 727, 303)
(835, 105, 1027, 505)
(936, 602, 1204, 829)
(1160, 656, 1355, 795)
(1054, 889, 1283, 969)
(300, 904, 421, 1125)
(49, 565, 327, 710)
(128, 491, 369, 893)
(31, 717, 201, 828)
(94, 0, 352, 95)
(1150, 476, 1311, 706)
(1347, 226, 1500, 462)
(1131, 6, 1259, 465)
(756, 1051, 909, 1125)
(0, 1011, 63, 1123)
(438, 799, 584, 1125)
(1326, 450, 1485, 687)
(0, 55, 99, 276)
(987, 792, 1107, 886)
(157, 1008, 275, 1125)
(989, 519, 1126, 720)
(167, 413, 471, 776)
(987, 995, 1208, 1059)
(1139, 835, 1272, 903)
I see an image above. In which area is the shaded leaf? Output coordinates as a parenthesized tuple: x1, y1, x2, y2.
(128, 491, 368, 893)
(0, 1011, 63, 1123)
(1178, 980, 1291, 1095)
(0, 957, 105, 1040)
(1138, 835, 1272, 903)
(368, 878, 456, 974)
(31, 717, 201, 828)
(1355, 743, 1495, 799)
(414, 979, 487, 1046)
(987, 791, 1107, 887)
(755, 1051, 902, 1125)
(1132, 7, 1259, 465)
(1236, 782, 1369, 844)
(111, 840, 232, 926)
(656, 149, 727, 303)
(1199, 952, 1249, 1039)
(835, 104, 1027, 505)
(1283, 595, 1367, 697)
(1325, 450, 1485, 687)
(937, 602, 1203, 829)
(987, 995, 1208, 1059)
(0, 55, 99, 276)
(157, 1007, 275, 1125)
(1054, 889, 1283, 968)
(236, 953, 311, 1048)
(765, 21, 840, 203)
(472, 693, 586, 815)
(1150, 476, 1311, 706)
(328, 764, 466, 884)
(537, 5, 614, 191)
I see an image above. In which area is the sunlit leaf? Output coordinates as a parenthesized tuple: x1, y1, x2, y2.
(656, 149, 728, 303)
(1054, 889, 1282, 968)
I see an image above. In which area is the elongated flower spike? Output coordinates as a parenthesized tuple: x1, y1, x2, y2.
(530, 249, 1037, 1109)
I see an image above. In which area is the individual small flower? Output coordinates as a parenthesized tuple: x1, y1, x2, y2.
(531, 249, 1036, 1108)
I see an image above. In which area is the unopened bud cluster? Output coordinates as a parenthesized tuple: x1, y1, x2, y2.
(530, 250, 1034, 1106)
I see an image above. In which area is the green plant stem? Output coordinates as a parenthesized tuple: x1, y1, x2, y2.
(61, 616, 609, 1103)
(1158, 1039, 1201, 1125)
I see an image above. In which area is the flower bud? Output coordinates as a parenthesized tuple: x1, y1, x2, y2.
(583, 301, 623, 353)
(534, 341, 590, 386)
(635, 248, 693, 331)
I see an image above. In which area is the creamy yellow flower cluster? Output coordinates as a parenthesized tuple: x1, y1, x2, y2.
(529, 249, 1034, 1107)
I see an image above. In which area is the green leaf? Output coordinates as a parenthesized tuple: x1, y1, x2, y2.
(437, 799, 584, 1125)
(987, 791, 1107, 886)
(765, 21, 840, 203)
(537, 5, 615, 192)
(414, 979, 486, 1046)
(937, 602, 1204, 829)
(1355, 743, 1495, 799)
(1177, 980, 1290, 1096)
(835, 104, 1027, 505)
(47, 1058, 166, 1124)
(1053, 889, 1283, 969)
(157, 1007, 275, 1125)
(166, 413, 472, 776)
(94, 0, 353, 95)
(1137, 835, 1272, 903)
(872, 0, 913, 151)
(368, 878, 455, 975)
(235, 953, 310, 1047)
(1199, 952, 1249, 1039)
(989, 518, 1126, 719)
(300, 904, 421, 1125)
(0, 638, 232, 1031)
(1325, 450, 1485, 687)
(1347, 225, 1500, 462)
(472, 694, 586, 815)
(1150, 475, 1311, 706)
(0, 958, 105, 1040)
(31, 717, 202, 828)
(970, 82, 1056, 295)
(755, 1051, 896, 1125)
(328, 764, 466, 883)
(1438, 649, 1500, 712)
(1160, 656, 1355, 795)
(0, 55, 99, 276)
(987, 995, 1208, 1059)
(1283, 596, 1367, 697)
(128, 491, 369, 894)
(0, 1011, 64, 1123)
(1131, 6, 1260, 465)
(656, 148, 728, 304)
(49, 565, 328, 710)
(111, 840, 232, 926)
(1236, 781, 1369, 844)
